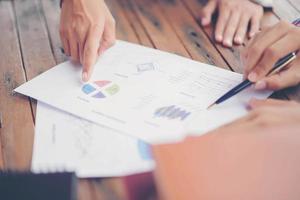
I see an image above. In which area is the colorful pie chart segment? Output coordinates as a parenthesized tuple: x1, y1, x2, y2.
(82, 80, 120, 99)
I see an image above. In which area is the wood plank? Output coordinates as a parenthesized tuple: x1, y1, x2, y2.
(40, 0, 67, 64)
(182, 0, 279, 73)
(119, 0, 154, 47)
(14, 0, 57, 118)
(0, 1, 34, 170)
(78, 180, 95, 200)
(157, 0, 228, 68)
(181, 0, 243, 73)
(106, 0, 140, 43)
(14, 0, 56, 80)
(126, 0, 191, 57)
(288, 0, 300, 12)
(91, 178, 126, 200)
(273, 0, 300, 22)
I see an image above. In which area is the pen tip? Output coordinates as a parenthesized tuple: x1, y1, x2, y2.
(207, 103, 216, 110)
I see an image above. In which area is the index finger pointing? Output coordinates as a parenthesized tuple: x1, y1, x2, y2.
(82, 25, 103, 82)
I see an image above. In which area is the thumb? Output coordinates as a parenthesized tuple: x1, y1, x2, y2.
(254, 63, 300, 91)
(201, 0, 217, 26)
(98, 19, 116, 56)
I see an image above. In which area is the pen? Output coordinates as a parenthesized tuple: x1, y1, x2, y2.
(207, 52, 297, 109)
(207, 19, 300, 110)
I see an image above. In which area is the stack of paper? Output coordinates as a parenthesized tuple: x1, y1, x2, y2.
(15, 41, 271, 178)
(33, 102, 154, 178)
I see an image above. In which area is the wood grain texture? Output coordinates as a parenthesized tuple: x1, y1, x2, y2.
(273, 0, 300, 22)
(106, 0, 140, 44)
(14, 0, 56, 80)
(157, 0, 228, 68)
(288, 0, 300, 12)
(14, 0, 58, 118)
(127, 0, 191, 57)
(0, 0, 299, 199)
(40, 0, 67, 64)
(119, 0, 154, 47)
(0, 1, 34, 170)
(182, 0, 242, 72)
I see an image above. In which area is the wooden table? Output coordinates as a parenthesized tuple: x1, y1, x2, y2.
(0, 0, 299, 199)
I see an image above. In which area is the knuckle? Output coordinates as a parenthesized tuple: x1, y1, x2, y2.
(71, 22, 77, 31)
(59, 27, 67, 38)
(256, 116, 271, 128)
(255, 6, 263, 15)
(84, 46, 92, 56)
(90, 23, 103, 33)
(71, 55, 79, 62)
(222, 1, 232, 8)
(265, 47, 278, 61)
(255, 64, 267, 75)
(278, 20, 290, 29)
(66, 29, 73, 38)
(249, 45, 261, 58)
(227, 26, 236, 33)
(268, 79, 281, 90)
(290, 27, 300, 38)
(251, 109, 263, 117)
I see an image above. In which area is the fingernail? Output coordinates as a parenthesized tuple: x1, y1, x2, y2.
(248, 72, 257, 82)
(82, 72, 88, 82)
(215, 35, 223, 42)
(235, 37, 242, 44)
(255, 81, 266, 90)
(201, 18, 208, 25)
(224, 39, 232, 47)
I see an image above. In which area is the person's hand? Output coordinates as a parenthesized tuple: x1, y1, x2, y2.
(60, 0, 116, 82)
(201, 0, 263, 47)
(221, 99, 300, 131)
(242, 21, 300, 90)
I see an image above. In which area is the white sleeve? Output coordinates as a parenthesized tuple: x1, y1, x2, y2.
(251, 0, 273, 8)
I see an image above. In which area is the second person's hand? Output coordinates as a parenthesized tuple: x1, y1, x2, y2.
(60, 0, 116, 82)
(201, 0, 263, 47)
(242, 21, 300, 90)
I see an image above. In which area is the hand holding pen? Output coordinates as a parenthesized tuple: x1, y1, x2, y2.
(208, 19, 300, 109)
(243, 19, 300, 90)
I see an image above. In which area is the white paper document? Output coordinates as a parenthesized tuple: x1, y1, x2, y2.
(32, 102, 154, 178)
(16, 41, 271, 143)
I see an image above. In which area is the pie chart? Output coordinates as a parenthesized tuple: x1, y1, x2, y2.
(82, 80, 120, 99)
